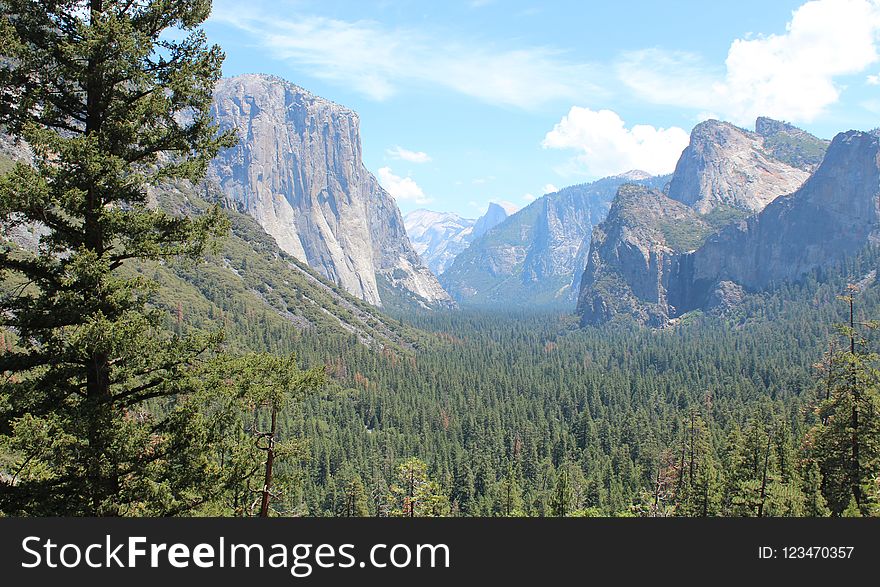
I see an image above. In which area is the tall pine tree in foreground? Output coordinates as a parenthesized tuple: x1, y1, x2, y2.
(0, 0, 322, 515)
(805, 289, 880, 516)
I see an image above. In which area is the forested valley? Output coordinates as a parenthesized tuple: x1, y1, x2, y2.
(2, 0, 879, 519)
(171, 238, 880, 517)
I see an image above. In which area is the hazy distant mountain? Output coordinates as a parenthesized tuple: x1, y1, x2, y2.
(404, 202, 517, 275)
(439, 173, 668, 307)
(472, 201, 519, 240)
(209, 74, 453, 309)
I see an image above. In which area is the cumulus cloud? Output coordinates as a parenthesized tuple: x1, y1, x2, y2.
(211, 1, 602, 109)
(618, 0, 880, 124)
(542, 108, 689, 177)
(868, 73, 880, 85)
(386, 146, 432, 163)
(522, 193, 536, 202)
(542, 183, 559, 194)
(377, 167, 432, 204)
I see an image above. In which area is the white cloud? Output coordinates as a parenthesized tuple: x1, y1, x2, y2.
(377, 167, 432, 204)
(868, 73, 880, 85)
(542, 107, 689, 177)
(542, 183, 559, 194)
(386, 146, 432, 163)
(211, 2, 602, 109)
(522, 193, 536, 202)
(617, 0, 880, 124)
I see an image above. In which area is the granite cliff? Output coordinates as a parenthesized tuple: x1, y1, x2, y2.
(578, 123, 875, 327)
(666, 119, 810, 214)
(209, 74, 452, 309)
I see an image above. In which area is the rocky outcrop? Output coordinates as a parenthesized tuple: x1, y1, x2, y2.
(666, 119, 810, 214)
(578, 128, 880, 326)
(440, 173, 667, 307)
(209, 74, 452, 309)
(404, 202, 515, 276)
(577, 184, 710, 326)
(686, 129, 880, 297)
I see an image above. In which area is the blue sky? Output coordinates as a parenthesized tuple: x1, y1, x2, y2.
(205, 0, 880, 217)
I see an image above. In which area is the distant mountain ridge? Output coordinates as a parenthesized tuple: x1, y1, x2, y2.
(404, 201, 517, 275)
(440, 172, 669, 307)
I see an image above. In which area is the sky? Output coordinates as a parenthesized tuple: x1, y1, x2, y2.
(205, 0, 880, 218)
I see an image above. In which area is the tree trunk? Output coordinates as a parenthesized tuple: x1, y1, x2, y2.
(259, 404, 277, 518)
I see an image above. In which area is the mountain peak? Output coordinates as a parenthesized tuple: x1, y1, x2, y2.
(614, 170, 652, 181)
(755, 116, 796, 136)
(472, 201, 515, 240)
(666, 119, 809, 214)
(216, 74, 353, 115)
(488, 201, 520, 215)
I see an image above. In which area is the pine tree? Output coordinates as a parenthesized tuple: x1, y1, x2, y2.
(0, 1, 325, 515)
(388, 457, 449, 517)
(493, 464, 523, 516)
(342, 475, 369, 517)
(550, 465, 572, 517)
(672, 411, 719, 516)
(805, 289, 880, 516)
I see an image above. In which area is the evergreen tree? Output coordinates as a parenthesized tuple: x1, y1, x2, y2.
(805, 289, 880, 516)
(0, 0, 325, 515)
(334, 466, 369, 517)
(550, 465, 572, 517)
(388, 457, 449, 517)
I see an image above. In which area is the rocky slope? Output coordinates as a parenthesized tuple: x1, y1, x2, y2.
(404, 210, 475, 275)
(666, 119, 811, 214)
(209, 74, 452, 309)
(440, 173, 667, 307)
(404, 202, 516, 276)
(154, 180, 424, 349)
(755, 116, 830, 172)
(577, 184, 710, 326)
(578, 127, 878, 326)
(685, 129, 880, 300)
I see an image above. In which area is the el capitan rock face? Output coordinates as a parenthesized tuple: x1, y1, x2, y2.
(209, 74, 452, 309)
(666, 119, 810, 214)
